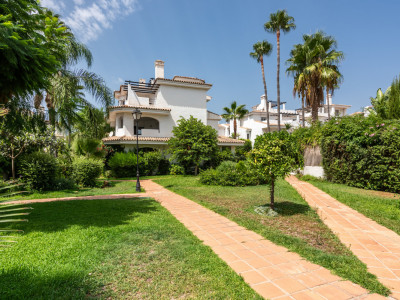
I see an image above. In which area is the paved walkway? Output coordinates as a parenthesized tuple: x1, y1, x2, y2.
(141, 180, 384, 299)
(7, 180, 388, 299)
(286, 176, 400, 299)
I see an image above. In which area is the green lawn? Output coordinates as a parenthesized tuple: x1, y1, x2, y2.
(0, 198, 260, 299)
(154, 175, 389, 296)
(302, 177, 400, 236)
(4, 180, 142, 201)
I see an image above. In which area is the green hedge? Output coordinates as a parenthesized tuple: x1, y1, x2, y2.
(200, 161, 265, 187)
(108, 151, 169, 178)
(320, 115, 400, 192)
(19, 152, 59, 191)
(72, 157, 103, 187)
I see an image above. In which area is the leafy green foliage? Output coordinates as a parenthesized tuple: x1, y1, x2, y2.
(249, 131, 303, 208)
(234, 139, 252, 161)
(320, 115, 400, 192)
(72, 157, 103, 187)
(370, 75, 400, 119)
(108, 151, 169, 178)
(200, 160, 264, 186)
(291, 122, 322, 149)
(19, 152, 59, 191)
(168, 116, 218, 175)
(169, 164, 185, 175)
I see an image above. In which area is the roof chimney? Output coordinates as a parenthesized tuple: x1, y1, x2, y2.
(155, 60, 164, 79)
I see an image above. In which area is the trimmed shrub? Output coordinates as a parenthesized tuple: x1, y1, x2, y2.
(19, 152, 59, 191)
(200, 161, 264, 186)
(320, 115, 400, 192)
(57, 155, 74, 178)
(169, 164, 185, 175)
(72, 157, 103, 187)
(53, 177, 76, 190)
(108, 151, 168, 178)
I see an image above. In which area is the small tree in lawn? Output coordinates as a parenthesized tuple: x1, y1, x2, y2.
(168, 116, 218, 175)
(248, 131, 303, 210)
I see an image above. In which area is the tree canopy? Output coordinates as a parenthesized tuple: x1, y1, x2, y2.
(249, 131, 303, 209)
(168, 116, 218, 175)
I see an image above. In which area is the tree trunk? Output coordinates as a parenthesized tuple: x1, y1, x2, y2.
(301, 95, 305, 127)
(194, 165, 198, 176)
(276, 30, 281, 131)
(233, 118, 237, 138)
(11, 148, 15, 180)
(311, 92, 319, 123)
(270, 178, 275, 210)
(260, 58, 270, 132)
(326, 88, 331, 120)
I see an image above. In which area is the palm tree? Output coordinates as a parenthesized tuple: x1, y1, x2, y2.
(34, 11, 112, 136)
(286, 31, 343, 123)
(250, 41, 273, 132)
(221, 101, 249, 139)
(265, 9, 296, 131)
(287, 43, 307, 127)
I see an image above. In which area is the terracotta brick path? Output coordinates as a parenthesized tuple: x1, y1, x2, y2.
(7, 180, 388, 299)
(286, 176, 400, 299)
(141, 180, 385, 299)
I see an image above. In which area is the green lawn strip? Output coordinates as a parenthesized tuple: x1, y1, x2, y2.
(0, 198, 261, 299)
(154, 175, 389, 296)
(4, 180, 142, 201)
(304, 179, 400, 236)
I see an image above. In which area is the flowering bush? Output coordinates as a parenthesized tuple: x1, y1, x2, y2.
(320, 115, 400, 192)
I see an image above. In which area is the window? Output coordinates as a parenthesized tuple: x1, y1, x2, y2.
(119, 117, 123, 129)
(335, 110, 340, 117)
(247, 133, 251, 140)
(261, 117, 266, 122)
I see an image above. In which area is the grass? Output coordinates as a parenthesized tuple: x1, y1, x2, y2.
(4, 180, 142, 201)
(301, 177, 400, 236)
(0, 198, 261, 299)
(154, 175, 390, 296)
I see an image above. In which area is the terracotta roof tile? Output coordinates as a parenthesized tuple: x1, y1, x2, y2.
(156, 78, 212, 86)
(102, 135, 244, 144)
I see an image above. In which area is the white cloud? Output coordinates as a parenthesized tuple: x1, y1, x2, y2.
(40, 0, 66, 12)
(40, 0, 138, 43)
(73, 0, 85, 5)
(64, 0, 138, 43)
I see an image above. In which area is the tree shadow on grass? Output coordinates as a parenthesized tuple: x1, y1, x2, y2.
(274, 201, 311, 216)
(16, 198, 158, 233)
(0, 267, 95, 300)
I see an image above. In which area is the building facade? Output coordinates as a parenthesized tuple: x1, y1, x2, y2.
(221, 94, 351, 145)
(102, 60, 244, 150)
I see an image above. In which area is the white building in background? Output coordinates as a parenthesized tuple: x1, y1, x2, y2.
(102, 60, 244, 151)
(220, 94, 351, 145)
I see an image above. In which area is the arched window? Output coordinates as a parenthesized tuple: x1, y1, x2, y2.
(138, 117, 159, 130)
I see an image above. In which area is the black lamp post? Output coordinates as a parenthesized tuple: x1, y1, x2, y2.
(132, 108, 142, 192)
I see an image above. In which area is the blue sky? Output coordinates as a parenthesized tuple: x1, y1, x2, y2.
(42, 0, 400, 114)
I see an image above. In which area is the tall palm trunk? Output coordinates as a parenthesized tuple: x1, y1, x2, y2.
(233, 118, 237, 139)
(301, 95, 305, 127)
(276, 30, 281, 131)
(326, 88, 331, 120)
(260, 57, 271, 132)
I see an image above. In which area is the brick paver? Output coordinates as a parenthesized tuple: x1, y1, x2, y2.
(286, 176, 400, 299)
(141, 180, 385, 299)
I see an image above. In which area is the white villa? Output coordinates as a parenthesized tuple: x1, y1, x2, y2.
(219, 94, 351, 145)
(102, 60, 244, 150)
